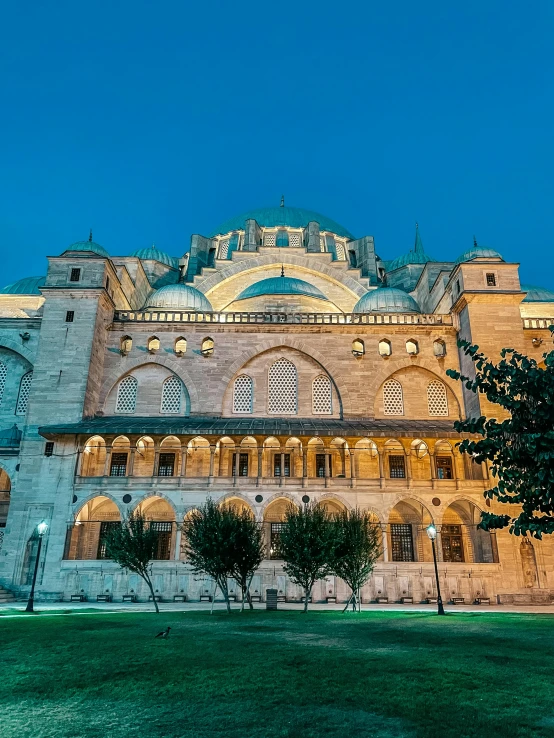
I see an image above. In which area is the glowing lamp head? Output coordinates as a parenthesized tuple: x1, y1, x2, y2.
(426, 524, 437, 541)
(37, 520, 48, 536)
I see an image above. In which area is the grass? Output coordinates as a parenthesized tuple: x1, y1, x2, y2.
(1, 610, 554, 737)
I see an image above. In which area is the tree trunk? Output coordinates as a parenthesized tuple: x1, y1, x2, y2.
(247, 574, 254, 610)
(210, 581, 217, 614)
(342, 592, 353, 613)
(303, 582, 312, 612)
(143, 572, 160, 613)
(219, 578, 231, 614)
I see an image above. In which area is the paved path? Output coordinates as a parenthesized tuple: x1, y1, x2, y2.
(1, 601, 554, 616)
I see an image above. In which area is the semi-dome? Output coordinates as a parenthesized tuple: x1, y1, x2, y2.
(353, 287, 420, 314)
(144, 283, 213, 312)
(131, 245, 179, 269)
(1, 275, 46, 295)
(521, 284, 554, 303)
(62, 237, 109, 258)
(235, 275, 329, 302)
(455, 246, 502, 264)
(210, 205, 354, 240)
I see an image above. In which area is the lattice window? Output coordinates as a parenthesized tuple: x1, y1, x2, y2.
(161, 376, 182, 414)
(383, 379, 403, 415)
(264, 233, 276, 247)
(16, 371, 33, 416)
(233, 375, 253, 413)
(115, 375, 138, 413)
(268, 358, 297, 414)
(289, 232, 301, 248)
(0, 362, 6, 407)
(335, 241, 346, 260)
(312, 375, 332, 414)
(427, 380, 448, 416)
(218, 240, 229, 259)
(319, 236, 325, 252)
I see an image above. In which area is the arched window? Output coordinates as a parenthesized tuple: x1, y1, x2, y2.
(16, 371, 33, 416)
(115, 375, 138, 414)
(120, 336, 132, 355)
(161, 376, 182, 414)
(276, 230, 289, 247)
(383, 379, 403, 415)
(427, 380, 448, 416)
(218, 239, 230, 259)
(433, 339, 447, 357)
(0, 361, 7, 407)
(201, 337, 214, 357)
(233, 375, 253, 413)
(148, 336, 160, 353)
(352, 339, 365, 357)
(406, 339, 419, 355)
(175, 337, 187, 356)
(379, 339, 392, 357)
(268, 358, 297, 414)
(335, 240, 346, 260)
(312, 375, 332, 414)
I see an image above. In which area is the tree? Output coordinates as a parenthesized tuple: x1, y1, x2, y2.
(330, 508, 382, 612)
(277, 503, 336, 612)
(103, 512, 163, 613)
(446, 334, 554, 538)
(229, 507, 265, 611)
(181, 499, 237, 613)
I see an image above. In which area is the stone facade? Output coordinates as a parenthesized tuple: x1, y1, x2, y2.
(1, 207, 553, 605)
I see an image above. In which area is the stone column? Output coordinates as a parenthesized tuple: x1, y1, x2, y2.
(324, 449, 331, 488)
(429, 452, 437, 489)
(302, 446, 308, 488)
(233, 445, 240, 487)
(180, 442, 188, 478)
(452, 452, 460, 489)
(349, 448, 356, 488)
(405, 451, 412, 489)
(378, 448, 385, 489)
(153, 441, 161, 478)
(174, 527, 182, 561)
(103, 445, 113, 477)
(208, 444, 216, 484)
(128, 447, 136, 477)
(381, 525, 389, 563)
(257, 447, 263, 486)
(280, 449, 286, 487)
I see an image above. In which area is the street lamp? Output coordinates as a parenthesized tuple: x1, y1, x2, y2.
(25, 520, 48, 613)
(426, 523, 445, 616)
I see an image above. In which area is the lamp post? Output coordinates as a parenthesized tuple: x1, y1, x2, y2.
(426, 523, 445, 615)
(25, 520, 48, 613)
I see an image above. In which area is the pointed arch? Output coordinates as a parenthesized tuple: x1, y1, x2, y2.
(115, 375, 138, 413)
(268, 358, 297, 414)
(233, 374, 253, 414)
(312, 374, 332, 415)
(383, 378, 403, 415)
(161, 375, 183, 414)
(427, 380, 448, 416)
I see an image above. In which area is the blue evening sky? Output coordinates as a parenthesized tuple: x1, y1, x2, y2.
(1, 1, 553, 288)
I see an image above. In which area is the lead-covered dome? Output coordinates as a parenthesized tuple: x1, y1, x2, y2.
(131, 245, 179, 269)
(353, 287, 420, 313)
(455, 246, 502, 264)
(235, 276, 329, 302)
(144, 283, 213, 311)
(522, 284, 554, 302)
(62, 236, 109, 258)
(210, 206, 354, 240)
(1, 276, 46, 295)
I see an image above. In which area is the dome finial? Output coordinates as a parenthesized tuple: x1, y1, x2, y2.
(473, 235, 478, 247)
(89, 228, 93, 242)
(413, 222, 424, 255)
(280, 264, 285, 277)
(280, 195, 285, 208)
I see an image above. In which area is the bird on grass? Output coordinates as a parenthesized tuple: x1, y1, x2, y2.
(155, 626, 171, 639)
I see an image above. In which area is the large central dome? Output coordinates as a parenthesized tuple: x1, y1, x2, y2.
(210, 206, 354, 240)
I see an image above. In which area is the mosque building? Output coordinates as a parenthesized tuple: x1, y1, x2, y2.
(0, 203, 553, 604)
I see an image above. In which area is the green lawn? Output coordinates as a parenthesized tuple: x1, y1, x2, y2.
(1, 610, 554, 737)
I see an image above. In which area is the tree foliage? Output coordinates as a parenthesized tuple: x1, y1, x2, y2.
(103, 512, 162, 613)
(330, 509, 382, 612)
(277, 503, 336, 611)
(446, 335, 554, 538)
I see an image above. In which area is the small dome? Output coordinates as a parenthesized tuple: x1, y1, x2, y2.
(353, 287, 421, 314)
(386, 226, 433, 272)
(455, 246, 502, 264)
(131, 245, 179, 269)
(62, 238, 109, 258)
(522, 284, 554, 303)
(1, 276, 45, 295)
(235, 276, 329, 302)
(144, 283, 213, 311)
(210, 205, 354, 240)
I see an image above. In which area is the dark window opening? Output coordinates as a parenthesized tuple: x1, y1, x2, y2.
(158, 453, 175, 477)
(208, 248, 217, 268)
(70, 268, 81, 282)
(65, 311, 74, 323)
(151, 521, 172, 560)
(348, 250, 357, 268)
(455, 280, 460, 295)
(274, 453, 291, 477)
(391, 523, 414, 562)
(463, 456, 485, 480)
(105, 276, 110, 291)
(441, 524, 464, 562)
(315, 453, 332, 478)
(270, 522, 283, 559)
(232, 453, 249, 477)
(110, 453, 128, 477)
(436, 456, 453, 480)
(486, 273, 496, 287)
(97, 521, 120, 559)
(389, 455, 406, 478)
(44, 442, 54, 457)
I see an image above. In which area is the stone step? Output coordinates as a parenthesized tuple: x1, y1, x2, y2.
(0, 593, 15, 602)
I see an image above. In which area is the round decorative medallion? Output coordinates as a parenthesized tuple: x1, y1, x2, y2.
(122, 494, 132, 504)
(255, 494, 263, 503)
(432, 497, 441, 507)
(302, 495, 310, 504)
